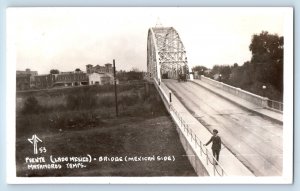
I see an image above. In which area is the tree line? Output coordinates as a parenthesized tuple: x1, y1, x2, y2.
(193, 31, 283, 101)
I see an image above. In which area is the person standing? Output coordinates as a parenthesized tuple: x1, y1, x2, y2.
(205, 129, 221, 165)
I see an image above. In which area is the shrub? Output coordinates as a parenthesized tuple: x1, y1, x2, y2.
(22, 96, 43, 114)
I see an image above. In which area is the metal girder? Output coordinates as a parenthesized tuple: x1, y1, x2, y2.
(147, 27, 189, 81)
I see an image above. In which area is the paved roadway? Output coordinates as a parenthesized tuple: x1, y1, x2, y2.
(163, 79, 282, 176)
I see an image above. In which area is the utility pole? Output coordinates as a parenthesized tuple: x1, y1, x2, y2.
(113, 59, 118, 117)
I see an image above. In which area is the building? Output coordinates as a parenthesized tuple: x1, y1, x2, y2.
(88, 73, 101, 85)
(54, 72, 89, 87)
(16, 68, 38, 76)
(86, 63, 116, 85)
(34, 74, 56, 89)
(60, 71, 74, 75)
(101, 73, 115, 85)
(16, 74, 31, 90)
(88, 72, 117, 85)
(16, 64, 115, 91)
(86, 63, 113, 74)
(16, 69, 38, 91)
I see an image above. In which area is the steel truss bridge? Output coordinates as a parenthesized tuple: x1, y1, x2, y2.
(146, 26, 283, 177)
(147, 27, 191, 81)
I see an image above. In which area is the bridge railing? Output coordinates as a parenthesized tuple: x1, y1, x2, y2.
(153, 78, 227, 176)
(200, 76, 267, 107)
(200, 75, 283, 112)
(267, 99, 284, 112)
(169, 104, 227, 176)
(153, 79, 170, 104)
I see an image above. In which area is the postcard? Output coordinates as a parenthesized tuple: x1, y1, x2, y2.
(6, 7, 293, 184)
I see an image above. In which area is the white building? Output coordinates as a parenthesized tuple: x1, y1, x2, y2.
(88, 72, 118, 85)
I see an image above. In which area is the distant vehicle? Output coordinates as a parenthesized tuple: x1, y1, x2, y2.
(162, 73, 169, 79)
(177, 74, 187, 82)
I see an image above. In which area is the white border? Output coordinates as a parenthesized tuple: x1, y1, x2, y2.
(6, 7, 294, 184)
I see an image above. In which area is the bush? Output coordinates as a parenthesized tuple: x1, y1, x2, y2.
(22, 96, 43, 114)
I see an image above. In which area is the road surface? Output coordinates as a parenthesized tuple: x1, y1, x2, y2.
(163, 79, 282, 176)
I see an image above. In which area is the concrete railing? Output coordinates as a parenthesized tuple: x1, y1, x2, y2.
(169, 104, 227, 176)
(153, 78, 227, 176)
(153, 79, 171, 108)
(267, 99, 284, 112)
(200, 76, 269, 108)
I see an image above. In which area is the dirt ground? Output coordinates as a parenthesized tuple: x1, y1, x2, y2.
(16, 115, 197, 177)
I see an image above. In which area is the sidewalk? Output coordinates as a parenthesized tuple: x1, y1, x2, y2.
(191, 79, 283, 124)
(157, 81, 254, 176)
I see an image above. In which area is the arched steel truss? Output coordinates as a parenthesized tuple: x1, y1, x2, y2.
(147, 27, 189, 81)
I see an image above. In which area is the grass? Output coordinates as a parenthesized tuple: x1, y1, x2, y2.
(16, 82, 197, 177)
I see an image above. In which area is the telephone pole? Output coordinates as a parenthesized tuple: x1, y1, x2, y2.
(113, 59, 119, 117)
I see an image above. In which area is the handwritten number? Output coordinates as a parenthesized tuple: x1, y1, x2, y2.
(39, 147, 47, 153)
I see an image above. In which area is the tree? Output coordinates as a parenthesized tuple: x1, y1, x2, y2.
(249, 31, 283, 65)
(209, 65, 232, 82)
(201, 31, 283, 101)
(192, 65, 208, 76)
(127, 70, 143, 80)
(50, 69, 59, 74)
(75, 68, 81, 72)
(116, 70, 127, 81)
(249, 31, 284, 92)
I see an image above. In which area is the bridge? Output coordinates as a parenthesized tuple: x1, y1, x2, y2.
(146, 26, 283, 176)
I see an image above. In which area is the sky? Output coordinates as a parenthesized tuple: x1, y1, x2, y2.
(8, 7, 286, 74)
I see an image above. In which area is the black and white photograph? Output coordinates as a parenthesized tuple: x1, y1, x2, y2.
(6, 7, 293, 184)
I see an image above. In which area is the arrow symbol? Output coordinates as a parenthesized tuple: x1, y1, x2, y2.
(28, 134, 42, 154)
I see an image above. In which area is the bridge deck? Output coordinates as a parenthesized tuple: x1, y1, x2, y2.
(192, 79, 283, 123)
(163, 79, 282, 176)
(158, 80, 254, 176)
